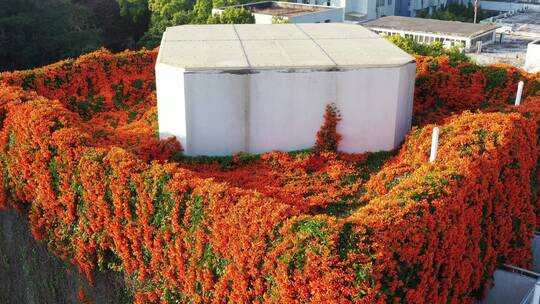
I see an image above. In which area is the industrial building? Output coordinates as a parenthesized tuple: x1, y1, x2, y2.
(156, 24, 415, 156)
(366, 16, 498, 51)
(482, 10, 540, 39)
(470, 9, 540, 67)
(211, 1, 344, 24)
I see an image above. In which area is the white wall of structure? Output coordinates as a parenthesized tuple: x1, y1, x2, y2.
(156, 64, 416, 156)
(156, 23, 415, 156)
(525, 40, 540, 73)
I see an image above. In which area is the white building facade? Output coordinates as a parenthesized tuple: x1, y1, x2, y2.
(156, 24, 416, 156)
(212, 2, 344, 24)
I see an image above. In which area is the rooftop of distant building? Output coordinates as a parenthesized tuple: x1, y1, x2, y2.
(366, 16, 499, 38)
(217, 1, 336, 17)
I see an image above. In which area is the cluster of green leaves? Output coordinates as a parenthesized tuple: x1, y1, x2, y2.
(207, 7, 255, 24)
(117, 0, 255, 48)
(0, 0, 102, 71)
(417, 3, 488, 23)
(386, 34, 470, 65)
(0, 0, 149, 72)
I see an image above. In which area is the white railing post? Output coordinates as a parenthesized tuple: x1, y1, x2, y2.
(532, 279, 540, 304)
(515, 80, 524, 106)
(429, 127, 439, 163)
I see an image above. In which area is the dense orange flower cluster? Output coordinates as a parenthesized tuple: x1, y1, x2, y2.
(314, 103, 342, 153)
(413, 55, 540, 126)
(0, 49, 539, 304)
(0, 48, 180, 162)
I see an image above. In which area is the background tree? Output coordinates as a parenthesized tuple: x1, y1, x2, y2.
(138, 0, 255, 48)
(206, 7, 255, 24)
(116, 0, 149, 22)
(78, 0, 149, 51)
(0, 0, 102, 71)
(417, 3, 488, 23)
(386, 34, 469, 65)
(272, 15, 289, 24)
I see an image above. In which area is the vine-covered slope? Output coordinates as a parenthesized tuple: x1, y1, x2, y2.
(0, 49, 539, 303)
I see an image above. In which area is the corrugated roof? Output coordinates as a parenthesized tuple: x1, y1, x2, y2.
(157, 24, 415, 71)
(365, 16, 498, 38)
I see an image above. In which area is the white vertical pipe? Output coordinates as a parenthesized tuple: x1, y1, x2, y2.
(429, 127, 439, 163)
(532, 279, 540, 304)
(515, 80, 524, 106)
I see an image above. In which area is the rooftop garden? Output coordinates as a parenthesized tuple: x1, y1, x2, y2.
(0, 47, 539, 303)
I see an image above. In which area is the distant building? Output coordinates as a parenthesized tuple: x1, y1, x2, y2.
(156, 24, 415, 156)
(212, 1, 344, 24)
(287, 0, 395, 23)
(366, 16, 498, 51)
(399, 0, 447, 17)
(525, 40, 540, 73)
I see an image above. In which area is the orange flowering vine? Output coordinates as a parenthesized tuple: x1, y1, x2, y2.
(0, 49, 539, 304)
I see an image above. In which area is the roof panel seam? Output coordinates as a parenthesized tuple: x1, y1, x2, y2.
(232, 24, 252, 68)
(294, 24, 337, 67)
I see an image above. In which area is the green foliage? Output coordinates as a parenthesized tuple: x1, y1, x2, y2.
(386, 34, 469, 65)
(137, 0, 193, 48)
(483, 67, 508, 93)
(206, 7, 255, 24)
(293, 219, 328, 241)
(271, 15, 289, 24)
(0, 0, 102, 71)
(138, 0, 255, 48)
(116, 0, 150, 22)
(417, 3, 488, 23)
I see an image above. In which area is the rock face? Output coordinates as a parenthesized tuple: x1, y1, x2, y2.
(156, 23, 416, 156)
(0, 208, 129, 304)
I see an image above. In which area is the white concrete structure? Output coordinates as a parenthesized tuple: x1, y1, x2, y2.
(329, 0, 396, 23)
(156, 24, 415, 156)
(212, 2, 344, 24)
(525, 40, 540, 73)
(366, 16, 498, 51)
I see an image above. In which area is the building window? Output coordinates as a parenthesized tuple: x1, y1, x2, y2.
(388, 0, 393, 5)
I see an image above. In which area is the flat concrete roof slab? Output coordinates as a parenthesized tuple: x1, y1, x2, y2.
(242, 39, 335, 68)
(317, 38, 415, 67)
(158, 40, 249, 70)
(235, 24, 307, 40)
(366, 16, 499, 38)
(297, 23, 381, 39)
(158, 24, 414, 71)
(163, 24, 237, 41)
